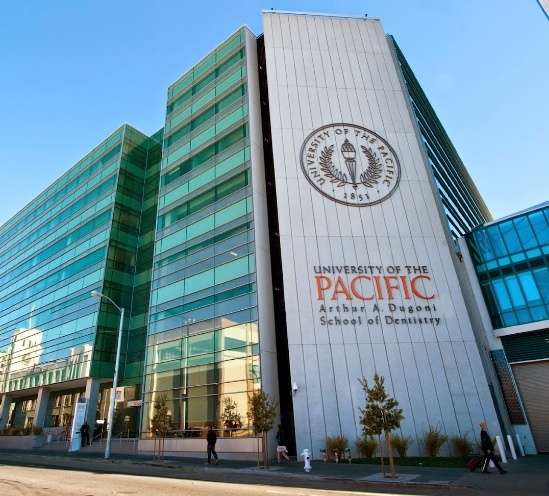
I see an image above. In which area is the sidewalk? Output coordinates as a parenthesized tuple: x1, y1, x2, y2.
(0, 445, 547, 493)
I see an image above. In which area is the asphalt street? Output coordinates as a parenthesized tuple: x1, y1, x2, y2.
(0, 446, 548, 495)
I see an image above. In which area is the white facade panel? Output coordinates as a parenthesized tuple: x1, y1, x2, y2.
(263, 11, 500, 456)
(245, 27, 280, 411)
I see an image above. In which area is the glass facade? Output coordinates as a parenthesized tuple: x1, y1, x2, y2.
(465, 204, 549, 450)
(141, 28, 259, 437)
(390, 37, 492, 241)
(466, 203, 549, 329)
(0, 125, 160, 432)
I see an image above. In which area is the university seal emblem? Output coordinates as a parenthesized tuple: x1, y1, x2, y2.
(299, 123, 401, 206)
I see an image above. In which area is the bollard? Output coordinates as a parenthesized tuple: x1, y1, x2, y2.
(507, 434, 517, 460)
(515, 434, 525, 456)
(301, 448, 312, 472)
(345, 448, 352, 463)
(495, 436, 507, 464)
(333, 448, 339, 463)
(320, 449, 327, 462)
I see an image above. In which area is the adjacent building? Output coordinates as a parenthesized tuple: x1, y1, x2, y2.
(537, 0, 549, 20)
(460, 202, 549, 452)
(0, 11, 543, 457)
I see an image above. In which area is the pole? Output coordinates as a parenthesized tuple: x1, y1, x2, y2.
(105, 307, 124, 459)
(383, 409, 396, 478)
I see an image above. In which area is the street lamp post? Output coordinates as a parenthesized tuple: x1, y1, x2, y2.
(91, 290, 124, 459)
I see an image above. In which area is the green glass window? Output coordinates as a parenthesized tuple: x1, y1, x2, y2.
(165, 67, 247, 133)
(149, 282, 255, 322)
(164, 104, 247, 168)
(167, 33, 245, 101)
(160, 147, 250, 210)
(161, 124, 248, 187)
(152, 253, 254, 306)
(188, 189, 215, 216)
(155, 222, 250, 268)
(158, 171, 248, 230)
(167, 49, 245, 114)
(0, 175, 117, 268)
(165, 85, 246, 149)
(0, 210, 111, 286)
(0, 144, 121, 247)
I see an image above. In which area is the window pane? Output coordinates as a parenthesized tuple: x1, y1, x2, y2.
(500, 221, 521, 254)
(514, 216, 537, 250)
(492, 279, 512, 311)
(529, 211, 549, 245)
(517, 272, 542, 306)
(189, 189, 215, 215)
(504, 276, 525, 307)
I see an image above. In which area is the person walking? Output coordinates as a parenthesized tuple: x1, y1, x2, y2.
(205, 425, 219, 465)
(276, 424, 290, 465)
(479, 422, 507, 474)
(80, 420, 90, 447)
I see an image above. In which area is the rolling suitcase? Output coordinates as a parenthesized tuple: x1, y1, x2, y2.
(467, 456, 481, 471)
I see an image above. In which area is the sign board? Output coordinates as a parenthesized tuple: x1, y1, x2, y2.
(127, 400, 142, 407)
(69, 399, 87, 452)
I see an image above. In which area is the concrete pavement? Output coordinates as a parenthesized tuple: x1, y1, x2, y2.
(0, 443, 547, 493)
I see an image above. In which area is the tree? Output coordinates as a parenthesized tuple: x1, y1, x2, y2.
(151, 394, 171, 461)
(248, 391, 278, 468)
(220, 397, 242, 436)
(358, 374, 404, 478)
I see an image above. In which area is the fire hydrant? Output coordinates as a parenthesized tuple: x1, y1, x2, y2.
(301, 448, 312, 472)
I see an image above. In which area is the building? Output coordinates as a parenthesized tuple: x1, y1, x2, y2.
(460, 202, 549, 453)
(0, 125, 161, 435)
(537, 0, 549, 20)
(0, 11, 539, 457)
(144, 27, 273, 456)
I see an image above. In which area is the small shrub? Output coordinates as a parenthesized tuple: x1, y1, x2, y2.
(450, 432, 473, 459)
(423, 424, 448, 457)
(326, 435, 348, 460)
(7, 427, 21, 436)
(391, 433, 414, 457)
(33, 426, 44, 435)
(22, 426, 32, 435)
(356, 436, 377, 458)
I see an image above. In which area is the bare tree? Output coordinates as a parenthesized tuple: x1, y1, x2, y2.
(151, 394, 171, 462)
(358, 374, 404, 478)
(248, 391, 278, 468)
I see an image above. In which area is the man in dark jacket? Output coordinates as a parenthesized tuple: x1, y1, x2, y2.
(480, 422, 507, 474)
(206, 425, 219, 464)
(80, 421, 90, 447)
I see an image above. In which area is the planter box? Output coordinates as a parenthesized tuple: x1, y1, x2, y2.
(138, 436, 264, 460)
(0, 435, 36, 449)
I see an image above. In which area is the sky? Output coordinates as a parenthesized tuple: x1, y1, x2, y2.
(0, 0, 547, 228)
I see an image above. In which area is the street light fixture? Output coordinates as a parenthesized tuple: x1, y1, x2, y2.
(91, 290, 124, 459)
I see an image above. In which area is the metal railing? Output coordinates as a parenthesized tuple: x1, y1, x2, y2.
(44, 429, 69, 448)
(88, 430, 138, 453)
(144, 427, 256, 439)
